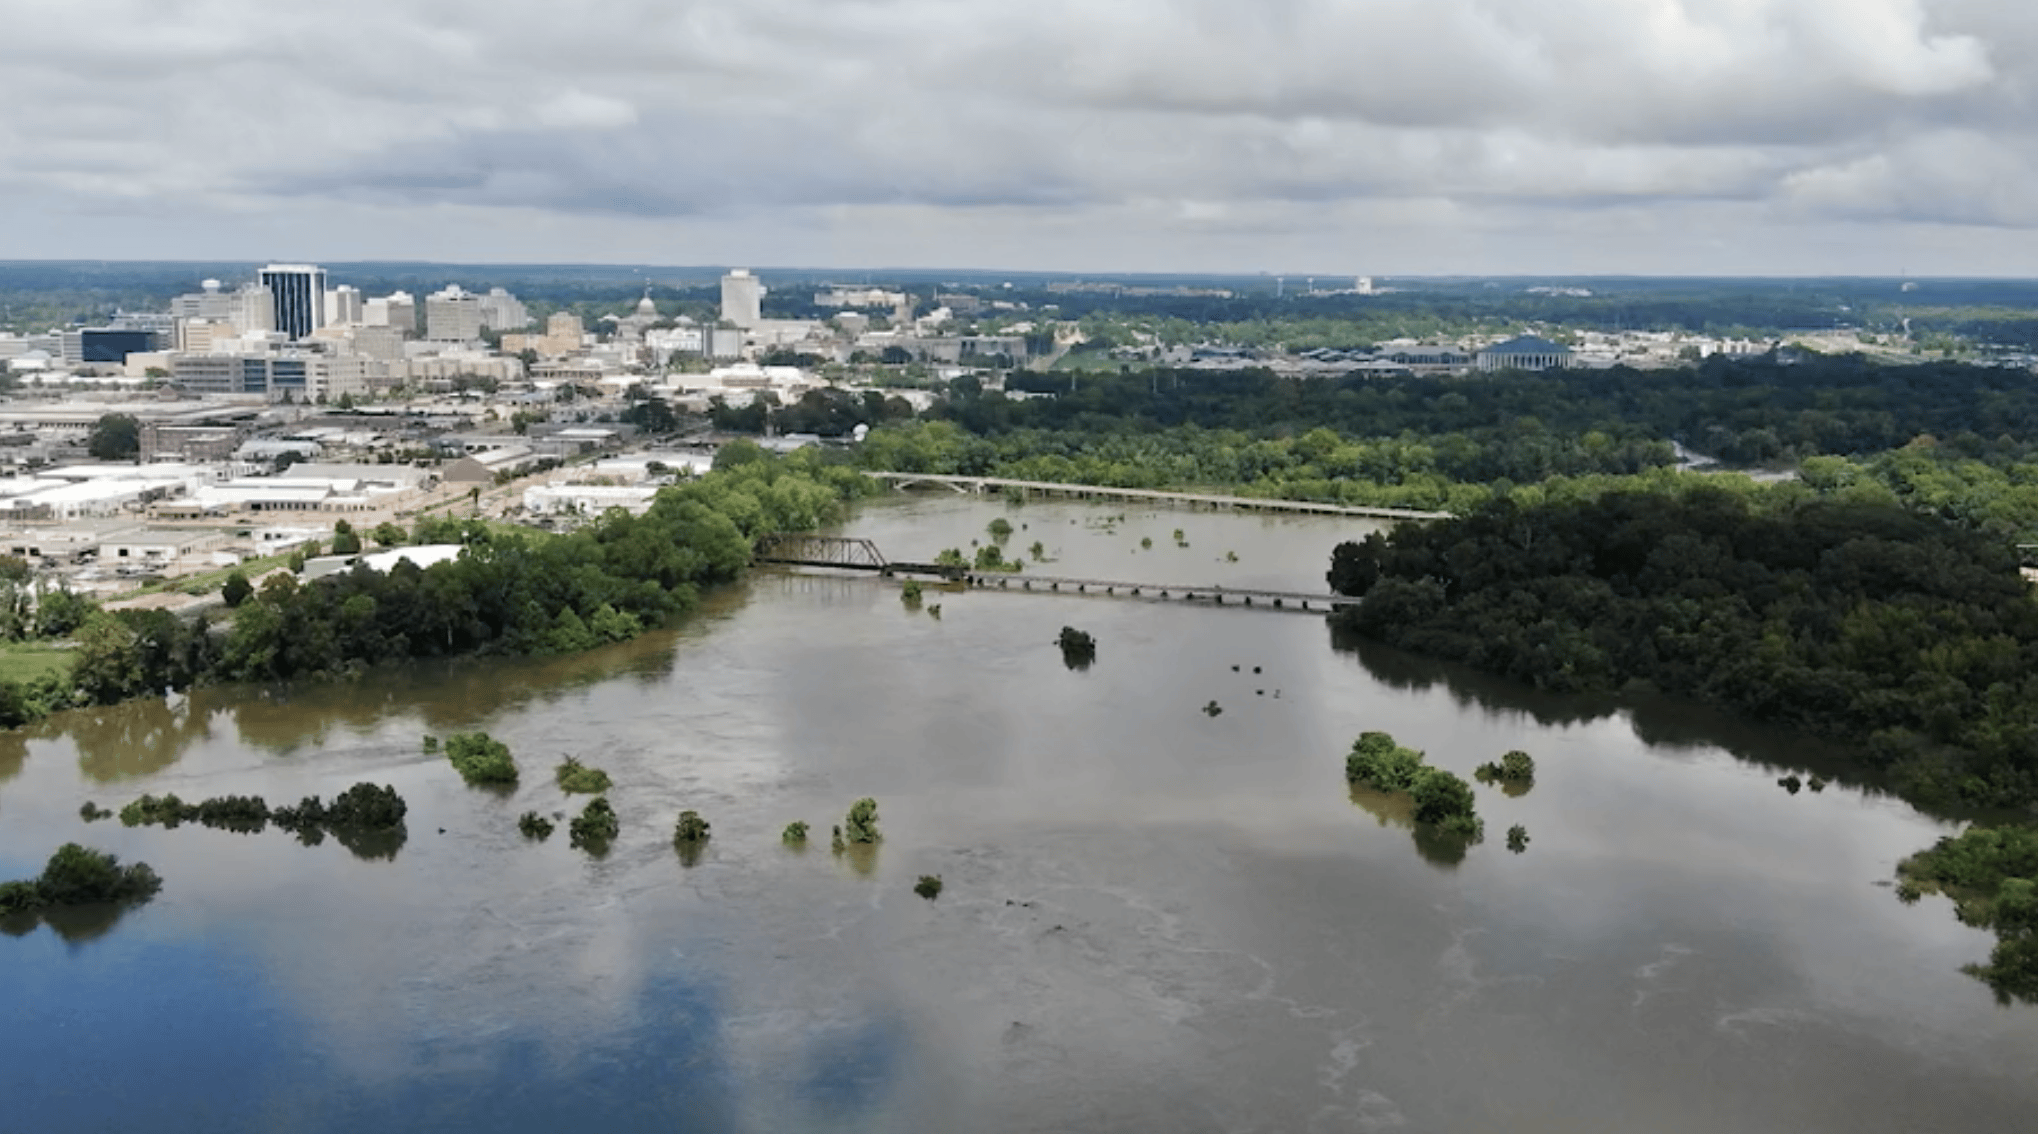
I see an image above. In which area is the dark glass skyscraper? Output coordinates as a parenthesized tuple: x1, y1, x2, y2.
(257, 263, 327, 340)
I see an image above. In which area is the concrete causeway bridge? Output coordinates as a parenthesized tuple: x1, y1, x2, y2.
(752, 535, 1359, 613)
(866, 472, 1452, 522)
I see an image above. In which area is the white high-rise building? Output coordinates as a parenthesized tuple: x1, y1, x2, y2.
(424, 285, 484, 342)
(325, 285, 364, 327)
(257, 263, 328, 339)
(230, 283, 276, 335)
(364, 291, 417, 334)
(478, 287, 530, 330)
(720, 269, 764, 329)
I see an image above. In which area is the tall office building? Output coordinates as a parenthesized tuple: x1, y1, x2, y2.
(720, 269, 763, 329)
(478, 287, 530, 330)
(258, 263, 328, 340)
(325, 285, 364, 326)
(230, 283, 276, 335)
(424, 285, 484, 341)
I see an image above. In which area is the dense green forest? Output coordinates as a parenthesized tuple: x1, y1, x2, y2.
(1327, 485, 2038, 810)
(0, 448, 874, 728)
(826, 357, 2038, 542)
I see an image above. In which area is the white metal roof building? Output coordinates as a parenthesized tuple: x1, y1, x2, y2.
(1476, 335, 1574, 372)
(523, 484, 659, 516)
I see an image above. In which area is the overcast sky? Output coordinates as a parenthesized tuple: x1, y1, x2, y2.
(4, 0, 2033, 275)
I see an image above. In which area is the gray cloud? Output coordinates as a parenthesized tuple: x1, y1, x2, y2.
(2, 0, 2035, 271)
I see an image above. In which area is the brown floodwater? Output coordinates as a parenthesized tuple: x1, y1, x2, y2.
(1, 493, 2034, 1133)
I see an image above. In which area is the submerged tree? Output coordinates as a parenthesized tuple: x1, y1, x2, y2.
(844, 798, 882, 844)
(569, 797, 619, 850)
(915, 874, 944, 900)
(1057, 626, 1097, 670)
(1507, 825, 1530, 853)
(1475, 750, 1536, 784)
(673, 810, 711, 843)
(446, 732, 518, 786)
(1346, 730, 1485, 846)
(1, 843, 162, 914)
(518, 811, 555, 841)
(782, 820, 810, 844)
(555, 757, 613, 794)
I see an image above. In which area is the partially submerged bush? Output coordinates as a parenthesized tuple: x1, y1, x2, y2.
(446, 731, 518, 786)
(324, 783, 406, 829)
(555, 757, 613, 794)
(120, 793, 193, 829)
(915, 874, 943, 900)
(782, 820, 809, 844)
(1057, 627, 1097, 670)
(673, 810, 711, 844)
(1346, 733, 1427, 793)
(1475, 751, 1536, 784)
(569, 797, 619, 850)
(78, 802, 112, 823)
(843, 798, 882, 844)
(518, 811, 554, 840)
(421, 735, 440, 753)
(118, 784, 403, 851)
(1347, 730, 1485, 846)
(1507, 825, 1530, 853)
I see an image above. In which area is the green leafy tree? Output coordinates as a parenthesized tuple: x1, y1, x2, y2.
(370, 522, 406, 549)
(445, 731, 518, 785)
(569, 796, 618, 850)
(330, 520, 362, 556)
(844, 797, 882, 844)
(221, 570, 254, 608)
(555, 757, 613, 794)
(782, 820, 809, 844)
(518, 811, 554, 840)
(31, 843, 161, 906)
(87, 414, 140, 461)
(1057, 626, 1096, 670)
(673, 810, 711, 843)
(915, 874, 944, 900)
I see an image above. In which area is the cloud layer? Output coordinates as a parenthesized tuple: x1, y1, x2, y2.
(3, 0, 2034, 272)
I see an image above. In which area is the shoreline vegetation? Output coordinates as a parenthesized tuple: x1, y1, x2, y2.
(1327, 486, 2038, 813)
(0, 445, 876, 734)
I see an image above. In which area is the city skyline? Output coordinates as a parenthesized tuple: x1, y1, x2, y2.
(4, 1, 2034, 276)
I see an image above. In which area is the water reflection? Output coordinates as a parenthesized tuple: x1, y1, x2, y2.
(834, 841, 879, 877)
(0, 731, 25, 785)
(221, 630, 681, 754)
(1332, 624, 1901, 804)
(1347, 783, 1473, 869)
(40, 696, 216, 783)
(1, 900, 147, 944)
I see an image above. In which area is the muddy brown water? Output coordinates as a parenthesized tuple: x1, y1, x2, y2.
(1, 495, 2034, 1133)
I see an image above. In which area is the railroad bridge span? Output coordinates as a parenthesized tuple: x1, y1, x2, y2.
(752, 535, 1358, 612)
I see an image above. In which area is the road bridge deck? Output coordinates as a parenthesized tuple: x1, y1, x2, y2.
(867, 472, 1450, 521)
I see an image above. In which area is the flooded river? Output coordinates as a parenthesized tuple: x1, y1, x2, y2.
(2, 494, 2035, 1132)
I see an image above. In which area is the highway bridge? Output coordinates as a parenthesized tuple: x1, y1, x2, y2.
(866, 472, 1451, 522)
